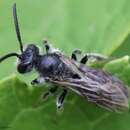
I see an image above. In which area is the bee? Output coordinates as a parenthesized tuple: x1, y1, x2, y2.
(0, 3, 129, 113)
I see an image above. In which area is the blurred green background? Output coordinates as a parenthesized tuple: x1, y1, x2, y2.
(1, 0, 130, 130)
(1, 0, 130, 81)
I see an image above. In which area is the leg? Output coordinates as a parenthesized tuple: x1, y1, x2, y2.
(80, 53, 108, 65)
(43, 40, 50, 54)
(42, 86, 58, 100)
(71, 49, 88, 65)
(80, 55, 88, 64)
(33, 86, 58, 107)
(31, 76, 45, 86)
(56, 89, 68, 110)
(71, 49, 82, 61)
(86, 53, 107, 61)
(43, 40, 61, 54)
(31, 77, 58, 99)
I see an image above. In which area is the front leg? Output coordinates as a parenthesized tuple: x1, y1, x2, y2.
(56, 89, 68, 110)
(43, 40, 50, 54)
(31, 76, 46, 86)
(43, 40, 61, 54)
(31, 77, 57, 99)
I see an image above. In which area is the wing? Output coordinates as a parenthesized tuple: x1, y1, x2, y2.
(74, 66, 130, 112)
(51, 55, 130, 112)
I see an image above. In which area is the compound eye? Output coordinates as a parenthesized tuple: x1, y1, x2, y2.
(17, 63, 33, 73)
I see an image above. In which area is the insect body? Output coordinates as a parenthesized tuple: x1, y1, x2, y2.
(0, 3, 129, 113)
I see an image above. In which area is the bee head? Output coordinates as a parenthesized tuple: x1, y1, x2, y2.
(17, 44, 39, 73)
(0, 3, 39, 74)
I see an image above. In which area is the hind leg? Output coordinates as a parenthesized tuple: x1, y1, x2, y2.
(79, 53, 107, 65)
(86, 53, 107, 61)
(71, 49, 107, 64)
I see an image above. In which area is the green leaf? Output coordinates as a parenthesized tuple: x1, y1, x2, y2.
(0, 57, 129, 130)
(103, 56, 130, 85)
(112, 34, 130, 57)
(0, 0, 130, 130)
(103, 56, 129, 75)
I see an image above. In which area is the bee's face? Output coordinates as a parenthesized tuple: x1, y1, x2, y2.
(17, 44, 39, 73)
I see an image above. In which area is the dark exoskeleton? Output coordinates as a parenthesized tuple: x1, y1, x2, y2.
(0, 3, 129, 113)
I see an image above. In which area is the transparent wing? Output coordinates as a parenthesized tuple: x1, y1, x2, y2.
(80, 67, 130, 112)
(51, 55, 130, 112)
(68, 76, 130, 113)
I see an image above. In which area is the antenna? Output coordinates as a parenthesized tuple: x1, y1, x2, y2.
(0, 53, 20, 63)
(13, 3, 23, 52)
